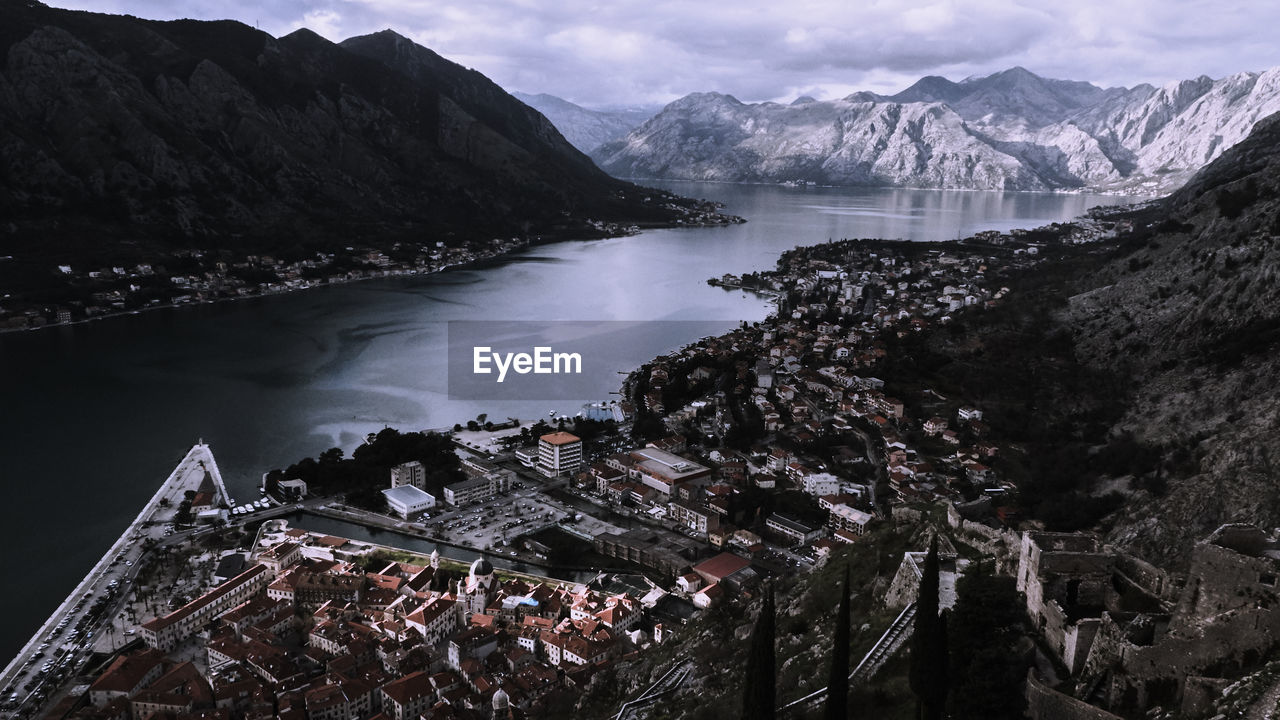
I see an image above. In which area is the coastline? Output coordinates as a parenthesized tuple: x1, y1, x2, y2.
(0, 210, 744, 337)
(0, 444, 222, 698)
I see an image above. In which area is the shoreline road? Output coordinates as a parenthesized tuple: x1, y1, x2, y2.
(0, 443, 220, 716)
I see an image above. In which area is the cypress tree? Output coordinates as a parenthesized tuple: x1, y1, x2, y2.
(824, 564, 851, 720)
(742, 584, 777, 720)
(909, 535, 947, 720)
(947, 565, 1025, 720)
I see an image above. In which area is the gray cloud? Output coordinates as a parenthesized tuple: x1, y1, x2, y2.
(42, 0, 1280, 107)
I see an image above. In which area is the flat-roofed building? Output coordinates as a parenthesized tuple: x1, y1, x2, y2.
(668, 500, 720, 536)
(765, 513, 823, 546)
(829, 504, 874, 536)
(382, 485, 437, 518)
(443, 473, 511, 506)
(629, 448, 710, 496)
(389, 461, 426, 490)
(538, 432, 583, 478)
(277, 478, 308, 499)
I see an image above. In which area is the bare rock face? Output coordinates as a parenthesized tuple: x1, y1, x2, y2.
(593, 67, 1280, 194)
(512, 92, 656, 155)
(595, 92, 1041, 190)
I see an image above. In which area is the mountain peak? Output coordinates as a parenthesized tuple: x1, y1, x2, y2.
(891, 75, 963, 103)
(280, 27, 331, 45)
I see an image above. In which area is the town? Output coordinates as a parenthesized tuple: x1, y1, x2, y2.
(7, 216, 1278, 720)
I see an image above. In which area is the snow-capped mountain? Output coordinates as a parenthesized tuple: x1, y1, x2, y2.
(592, 67, 1280, 193)
(512, 92, 658, 154)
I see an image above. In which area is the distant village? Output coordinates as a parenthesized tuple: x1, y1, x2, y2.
(0, 238, 527, 332)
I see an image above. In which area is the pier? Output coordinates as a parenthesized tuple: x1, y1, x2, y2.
(0, 443, 223, 714)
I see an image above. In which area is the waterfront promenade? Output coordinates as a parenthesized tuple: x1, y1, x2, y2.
(0, 443, 225, 713)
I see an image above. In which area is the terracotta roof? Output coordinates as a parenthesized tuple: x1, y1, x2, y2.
(380, 671, 434, 706)
(692, 552, 751, 581)
(88, 649, 165, 694)
(539, 431, 581, 446)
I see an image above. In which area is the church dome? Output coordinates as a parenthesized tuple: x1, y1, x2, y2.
(492, 687, 509, 709)
(471, 558, 494, 577)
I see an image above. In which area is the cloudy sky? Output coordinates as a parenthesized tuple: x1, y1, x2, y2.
(43, 0, 1280, 108)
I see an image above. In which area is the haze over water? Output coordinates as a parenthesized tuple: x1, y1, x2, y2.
(0, 182, 1133, 660)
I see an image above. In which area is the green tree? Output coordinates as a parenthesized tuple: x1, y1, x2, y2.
(947, 565, 1025, 720)
(824, 564, 851, 720)
(742, 585, 776, 720)
(909, 535, 947, 720)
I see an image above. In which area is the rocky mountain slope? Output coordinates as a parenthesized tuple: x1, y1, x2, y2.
(0, 1, 711, 288)
(594, 66, 1280, 194)
(512, 92, 656, 154)
(1060, 110, 1280, 564)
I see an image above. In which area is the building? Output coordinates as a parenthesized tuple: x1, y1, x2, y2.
(294, 573, 365, 610)
(829, 504, 874, 536)
(668, 500, 720, 536)
(802, 472, 842, 497)
(405, 597, 460, 647)
(389, 461, 426, 490)
(140, 565, 270, 651)
(765, 513, 823, 546)
(442, 473, 511, 506)
(692, 552, 754, 587)
(514, 446, 538, 468)
(382, 485, 437, 518)
(256, 541, 303, 576)
(277, 478, 308, 500)
(380, 671, 436, 720)
(448, 626, 499, 670)
(87, 649, 166, 707)
(628, 448, 711, 496)
(537, 432, 583, 478)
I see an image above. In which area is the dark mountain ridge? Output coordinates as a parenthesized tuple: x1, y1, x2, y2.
(0, 1, 718, 299)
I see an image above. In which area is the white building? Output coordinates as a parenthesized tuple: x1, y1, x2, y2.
(389, 461, 426, 489)
(382, 485, 437, 518)
(537, 432, 583, 478)
(802, 472, 841, 497)
(442, 473, 512, 506)
(829, 504, 874, 536)
(277, 478, 308, 499)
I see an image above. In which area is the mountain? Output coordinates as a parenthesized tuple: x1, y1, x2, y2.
(511, 92, 657, 154)
(594, 66, 1280, 193)
(594, 91, 1043, 190)
(1060, 110, 1280, 563)
(0, 1, 717, 295)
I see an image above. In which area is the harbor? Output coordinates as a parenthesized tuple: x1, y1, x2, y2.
(0, 442, 228, 714)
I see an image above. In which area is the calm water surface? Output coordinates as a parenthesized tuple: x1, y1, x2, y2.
(0, 182, 1135, 659)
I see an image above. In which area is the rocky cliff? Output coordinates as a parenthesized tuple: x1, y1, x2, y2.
(512, 92, 656, 154)
(594, 66, 1280, 194)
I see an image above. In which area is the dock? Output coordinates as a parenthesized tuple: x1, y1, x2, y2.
(0, 443, 223, 714)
